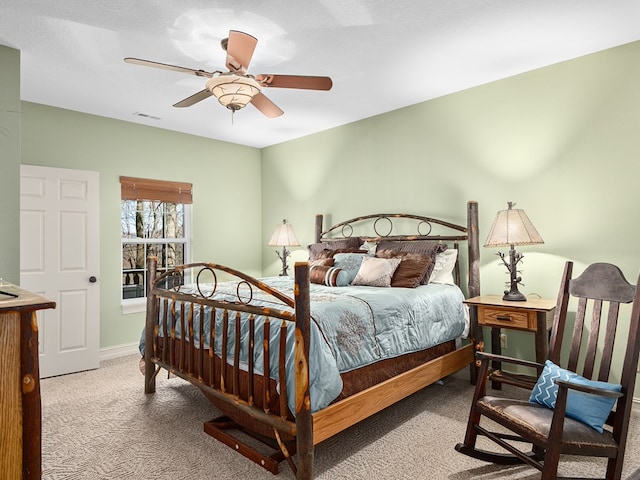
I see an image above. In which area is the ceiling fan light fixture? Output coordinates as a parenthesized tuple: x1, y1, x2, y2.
(205, 74, 261, 112)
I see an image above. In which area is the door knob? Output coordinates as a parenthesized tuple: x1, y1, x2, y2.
(89, 276, 97, 283)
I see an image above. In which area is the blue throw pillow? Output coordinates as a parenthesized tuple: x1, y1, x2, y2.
(333, 253, 368, 285)
(529, 360, 621, 433)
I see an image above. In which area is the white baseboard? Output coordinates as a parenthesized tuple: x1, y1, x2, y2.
(100, 342, 139, 361)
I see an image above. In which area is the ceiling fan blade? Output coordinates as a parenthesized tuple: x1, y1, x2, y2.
(255, 74, 333, 91)
(173, 89, 213, 108)
(225, 30, 258, 74)
(250, 93, 284, 118)
(124, 57, 214, 78)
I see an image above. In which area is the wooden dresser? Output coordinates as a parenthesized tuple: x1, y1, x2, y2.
(0, 285, 56, 480)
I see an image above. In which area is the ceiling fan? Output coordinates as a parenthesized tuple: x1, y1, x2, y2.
(125, 30, 333, 119)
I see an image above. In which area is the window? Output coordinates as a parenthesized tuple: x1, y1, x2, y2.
(120, 176, 192, 311)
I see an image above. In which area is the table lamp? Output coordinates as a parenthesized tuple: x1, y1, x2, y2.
(268, 219, 300, 276)
(484, 202, 544, 301)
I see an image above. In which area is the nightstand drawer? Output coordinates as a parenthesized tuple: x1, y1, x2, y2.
(477, 306, 536, 331)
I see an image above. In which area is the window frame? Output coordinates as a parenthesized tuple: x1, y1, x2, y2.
(119, 177, 192, 314)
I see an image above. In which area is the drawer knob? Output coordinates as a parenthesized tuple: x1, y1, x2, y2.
(496, 315, 512, 321)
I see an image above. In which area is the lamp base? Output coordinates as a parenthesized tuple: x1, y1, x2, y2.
(276, 247, 290, 277)
(502, 289, 527, 302)
(499, 245, 527, 301)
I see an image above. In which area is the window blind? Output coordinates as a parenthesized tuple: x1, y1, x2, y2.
(120, 176, 193, 204)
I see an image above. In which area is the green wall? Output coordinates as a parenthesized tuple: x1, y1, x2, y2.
(0, 45, 21, 284)
(262, 41, 640, 386)
(263, 40, 640, 288)
(20, 102, 262, 350)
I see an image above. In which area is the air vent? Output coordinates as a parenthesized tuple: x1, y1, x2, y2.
(133, 112, 161, 121)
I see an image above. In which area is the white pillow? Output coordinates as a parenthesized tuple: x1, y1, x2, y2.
(360, 240, 378, 255)
(351, 256, 401, 287)
(429, 249, 458, 284)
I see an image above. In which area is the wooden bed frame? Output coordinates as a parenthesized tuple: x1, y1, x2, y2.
(143, 200, 481, 480)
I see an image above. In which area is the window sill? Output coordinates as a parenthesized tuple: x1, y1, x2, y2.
(121, 299, 146, 315)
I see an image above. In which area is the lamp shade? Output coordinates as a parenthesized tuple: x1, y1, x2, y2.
(268, 220, 300, 247)
(205, 74, 261, 112)
(484, 202, 544, 247)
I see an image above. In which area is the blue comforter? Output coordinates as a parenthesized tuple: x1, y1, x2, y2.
(146, 277, 467, 414)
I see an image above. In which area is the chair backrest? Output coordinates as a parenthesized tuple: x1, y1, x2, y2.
(548, 261, 640, 431)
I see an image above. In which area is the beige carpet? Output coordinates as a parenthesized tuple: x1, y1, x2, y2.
(41, 355, 640, 479)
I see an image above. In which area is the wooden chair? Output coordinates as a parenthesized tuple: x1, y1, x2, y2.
(455, 261, 640, 480)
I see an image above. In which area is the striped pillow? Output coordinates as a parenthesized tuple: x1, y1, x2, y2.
(309, 265, 349, 287)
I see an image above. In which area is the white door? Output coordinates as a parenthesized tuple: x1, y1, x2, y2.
(20, 165, 100, 378)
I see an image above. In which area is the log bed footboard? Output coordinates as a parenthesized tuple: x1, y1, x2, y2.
(145, 259, 313, 477)
(144, 201, 481, 480)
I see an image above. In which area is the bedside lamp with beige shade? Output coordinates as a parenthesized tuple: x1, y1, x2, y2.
(484, 202, 544, 301)
(268, 219, 300, 276)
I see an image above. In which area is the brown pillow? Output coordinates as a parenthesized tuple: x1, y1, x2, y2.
(376, 240, 446, 284)
(310, 257, 335, 267)
(308, 237, 363, 260)
(376, 250, 434, 288)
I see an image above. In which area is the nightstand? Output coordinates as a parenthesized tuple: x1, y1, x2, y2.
(464, 295, 556, 389)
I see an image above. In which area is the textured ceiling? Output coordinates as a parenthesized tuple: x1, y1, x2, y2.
(2, 0, 640, 148)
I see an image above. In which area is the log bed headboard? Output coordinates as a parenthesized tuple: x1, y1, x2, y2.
(313, 200, 480, 298)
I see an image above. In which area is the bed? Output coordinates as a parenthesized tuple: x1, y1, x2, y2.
(143, 201, 481, 479)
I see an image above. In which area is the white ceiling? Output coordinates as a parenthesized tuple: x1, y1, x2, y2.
(2, 0, 640, 149)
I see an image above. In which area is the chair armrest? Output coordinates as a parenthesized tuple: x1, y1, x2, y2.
(555, 379, 623, 398)
(475, 351, 544, 370)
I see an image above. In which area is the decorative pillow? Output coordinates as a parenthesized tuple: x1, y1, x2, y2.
(360, 241, 378, 256)
(375, 250, 433, 288)
(529, 360, 621, 433)
(429, 249, 458, 285)
(375, 240, 447, 284)
(308, 237, 362, 261)
(333, 252, 368, 285)
(310, 257, 334, 267)
(309, 265, 349, 287)
(351, 256, 401, 287)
